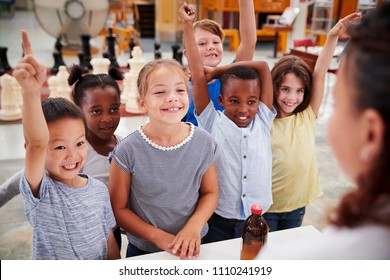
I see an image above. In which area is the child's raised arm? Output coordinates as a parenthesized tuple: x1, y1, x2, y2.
(179, 3, 210, 115)
(311, 12, 362, 116)
(13, 30, 47, 197)
(235, 0, 257, 62)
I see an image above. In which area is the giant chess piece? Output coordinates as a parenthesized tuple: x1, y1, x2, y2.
(51, 37, 66, 74)
(0, 47, 12, 75)
(91, 57, 110, 74)
(129, 36, 136, 59)
(78, 52, 89, 73)
(127, 36, 137, 68)
(48, 75, 59, 98)
(171, 44, 183, 65)
(124, 46, 145, 114)
(78, 34, 92, 71)
(103, 28, 120, 69)
(0, 74, 22, 121)
(12, 77, 22, 109)
(154, 42, 162, 60)
(56, 66, 72, 100)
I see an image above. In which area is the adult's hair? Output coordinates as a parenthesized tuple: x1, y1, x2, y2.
(137, 59, 188, 99)
(41, 97, 87, 135)
(271, 56, 312, 115)
(330, 3, 390, 228)
(68, 64, 124, 106)
(182, 19, 225, 48)
(220, 65, 260, 96)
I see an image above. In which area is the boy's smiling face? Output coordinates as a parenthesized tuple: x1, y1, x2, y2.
(46, 118, 87, 185)
(219, 78, 260, 128)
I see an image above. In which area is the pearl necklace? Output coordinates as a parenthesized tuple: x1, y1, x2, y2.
(138, 124, 194, 151)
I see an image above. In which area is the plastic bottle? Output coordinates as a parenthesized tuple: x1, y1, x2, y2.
(240, 204, 269, 260)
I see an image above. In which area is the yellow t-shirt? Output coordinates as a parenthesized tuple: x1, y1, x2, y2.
(269, 106, 323, 212)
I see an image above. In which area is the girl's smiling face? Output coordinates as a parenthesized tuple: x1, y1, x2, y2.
(275, 73, 305, 118)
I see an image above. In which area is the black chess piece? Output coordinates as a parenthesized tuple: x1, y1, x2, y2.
(51, 37, 66, 74)
(80, 34, 92, 70)
(77, 52, 89, 73)
(106, 28, 120, 68)
(129, 36, 136, 59)
(0, 46, 12, 73)
(171, 44, 182, 65)
(0, 62, 5, 76)
(176, 49, 183, 65)
(154, 42, 162, 60)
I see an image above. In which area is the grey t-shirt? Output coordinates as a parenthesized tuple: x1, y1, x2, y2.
(19, 172, 116, 259)
(110, 124, 218, 252)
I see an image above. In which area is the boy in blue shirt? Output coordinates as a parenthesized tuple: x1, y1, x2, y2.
(179, 3, 276, 243)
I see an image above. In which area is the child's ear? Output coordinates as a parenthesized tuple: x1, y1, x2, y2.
(137, 97, 147, 113)
(183, 49, 187, 58)
(218, 95, 224, 107)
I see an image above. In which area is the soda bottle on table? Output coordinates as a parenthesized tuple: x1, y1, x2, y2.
(240, 204, 269, 260)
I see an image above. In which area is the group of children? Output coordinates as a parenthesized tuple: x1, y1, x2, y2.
(3, 1, 389, 260)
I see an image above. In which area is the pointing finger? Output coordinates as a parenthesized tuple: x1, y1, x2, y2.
(21, 30, 32, 56)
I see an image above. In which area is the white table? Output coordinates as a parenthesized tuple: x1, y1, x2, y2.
(127, 225, 321, 260)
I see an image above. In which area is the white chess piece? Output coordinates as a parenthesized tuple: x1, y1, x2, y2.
(48, 76, 59, 98)
(121, 71, 132, 104)
(56, 66, 72, 100)
(125, 46, 145, 113)
(11, 76, 23, 108)
(91, 58, 110, 74)
(0, 74, 22, 121)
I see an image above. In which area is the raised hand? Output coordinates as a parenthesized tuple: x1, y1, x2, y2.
(178, 2, 196, 24)
(13, 30, 46, 94)
(329, 12, 362, 37)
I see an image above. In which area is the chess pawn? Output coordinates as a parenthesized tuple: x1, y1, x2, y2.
(56, 66, 71, 100)
(0, 74, 22, 121)
(48, 76, 59, 98)
(11, 77, 23, 108)
(125, 46, 145, 113)
(91, 58, 110, 74)
(121, 71, 131, 105)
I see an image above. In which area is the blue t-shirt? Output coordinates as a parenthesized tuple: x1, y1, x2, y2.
(186, 78, 223, 125)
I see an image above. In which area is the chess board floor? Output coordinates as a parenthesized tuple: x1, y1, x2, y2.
(0, 9, 353, 260)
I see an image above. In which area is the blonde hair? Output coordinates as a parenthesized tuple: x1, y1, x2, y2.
(137, 59, 188, 99)
(182, 18, 225, 48)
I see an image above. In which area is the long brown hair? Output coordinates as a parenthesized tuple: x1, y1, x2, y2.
(330, 3, 390, 228)
(271, 55, 313, 115)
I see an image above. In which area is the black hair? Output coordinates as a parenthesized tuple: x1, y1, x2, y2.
(41, 97, 87, 134)
(220, 65, 260, 95)
(68, 64, 124, 106)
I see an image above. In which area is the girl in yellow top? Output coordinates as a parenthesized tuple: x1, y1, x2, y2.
(263, 12, 362, 231)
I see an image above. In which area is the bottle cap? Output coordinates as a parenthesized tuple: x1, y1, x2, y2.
(251, 205, 263, 215)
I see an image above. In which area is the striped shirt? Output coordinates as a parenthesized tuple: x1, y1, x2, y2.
(19, 172, 116, 259)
